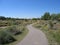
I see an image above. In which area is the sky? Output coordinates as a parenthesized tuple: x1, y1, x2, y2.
(0, 0, 60, 18)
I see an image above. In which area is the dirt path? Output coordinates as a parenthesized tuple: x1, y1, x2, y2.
(16, 25, 48, 45)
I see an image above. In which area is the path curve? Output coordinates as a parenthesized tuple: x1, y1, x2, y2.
(16, 25, 48, 45)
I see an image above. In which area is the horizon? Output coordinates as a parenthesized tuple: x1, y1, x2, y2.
(0, 0, 60, 18)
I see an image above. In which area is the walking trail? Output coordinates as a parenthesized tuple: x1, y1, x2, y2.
(16, 25, 48, 45)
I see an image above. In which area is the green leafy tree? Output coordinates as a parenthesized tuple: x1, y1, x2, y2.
(0, 16, 6, 20)
(57, 13, 60, 21)
(41, 12, 51, 20)
(51, 14, 57, 20)
(32, 18, 37, 20)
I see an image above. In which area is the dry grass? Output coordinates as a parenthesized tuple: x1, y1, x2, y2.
(33, 20, 60, 45)
(0, 20, 30, 45)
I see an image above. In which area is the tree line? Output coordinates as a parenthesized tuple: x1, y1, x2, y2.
(41, 12, 60, 21)
(0, 16, 21, 20)
(0, 12, 60, 21)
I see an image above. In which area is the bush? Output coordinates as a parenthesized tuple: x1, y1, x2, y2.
(0, 31, 16, 44)
(7, 26, 22, 35)
(49, 21, 54, 29)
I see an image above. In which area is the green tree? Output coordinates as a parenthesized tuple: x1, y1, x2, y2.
(32, 18, 37, 20)
(51, 14, 57, 20)
(57, 13, 60, 21)
(0, 16, 6, 20)
(41, 12, 51, 20)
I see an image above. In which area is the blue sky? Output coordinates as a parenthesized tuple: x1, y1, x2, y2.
(0, 0, 60, 18)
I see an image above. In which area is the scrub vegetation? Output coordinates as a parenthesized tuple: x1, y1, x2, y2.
(0, 17, 32, 45)
(0, 12, 60, 45)
(33, 12, 60, 45)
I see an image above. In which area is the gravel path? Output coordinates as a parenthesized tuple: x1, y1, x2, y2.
(16, 25, 48, 45)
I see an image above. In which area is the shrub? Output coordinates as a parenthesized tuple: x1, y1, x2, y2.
(0, 31, 16, 44)
(49, 21, 54, 29)
(7, 26, 22, 35)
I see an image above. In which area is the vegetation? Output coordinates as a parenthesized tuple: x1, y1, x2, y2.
(0, 25, 28, 45)
(33, 12, 60, 45)
(41, 12, 60, 21)
(41, 12, 51, 20)
(0, 12, 60, 45)
(6, 26, 22, 35)
(8, 26, 28, 45)
(33, 20, 60, 45)
(49, 21, 54, 29)
(0, 30, 16, 45)
(0, 17, 30, 45)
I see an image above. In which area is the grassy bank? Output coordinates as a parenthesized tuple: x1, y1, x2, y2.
(33, 20, 60, 45)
